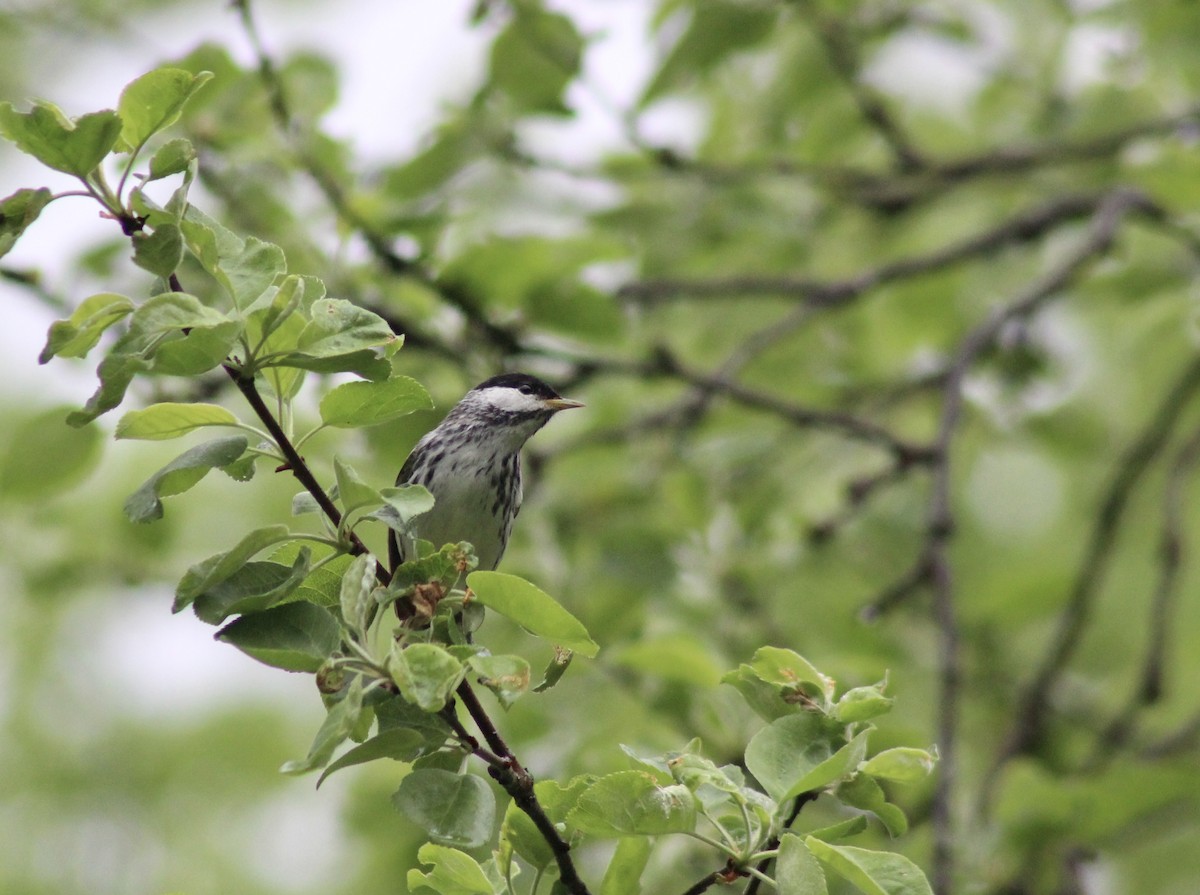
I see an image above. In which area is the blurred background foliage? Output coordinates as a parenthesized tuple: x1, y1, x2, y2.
(3, 0, 1200, 893)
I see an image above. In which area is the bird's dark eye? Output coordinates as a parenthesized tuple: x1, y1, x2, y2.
(518, 384, 534, 394)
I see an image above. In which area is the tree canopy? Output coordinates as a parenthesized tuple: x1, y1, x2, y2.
(2, 2, 1199, 894)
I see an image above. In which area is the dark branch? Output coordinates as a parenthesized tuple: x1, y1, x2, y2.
(989, 353, 1200, 791)
(618, 192, 1114, 305)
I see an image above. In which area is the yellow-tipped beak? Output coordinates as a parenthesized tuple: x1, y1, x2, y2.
(545, 397, 585, 411)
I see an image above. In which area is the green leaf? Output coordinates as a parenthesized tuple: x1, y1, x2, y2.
(745, 714, 864, 803)
(263, 348, 391, 382)
(834, 685, 895, 723)
(393, 769, 495, 849)
(296, 298, 397, 356)
(215, 601, 340, 673)
(375, 693, 453, 752)
(388, 643, 466, 712)
(319, 376, 432, 428)
(368, 484, 436, 534)
(131, 222, 183, 277)
(39, 292, 134, 363)
(117, 67, 213, 153)
(532, 647, 574, 693)
(180, 206, 286, 307)
(191, 551, 312, 624)
(339, 552, 377, 635)
(173, 523, 291, 610)
(803, 839, 933, 895)
(316, 728, 426, 789)
(115, 402, 238, 440)
(466, 654, 531, 709)
(123, 434, 248, 523)
(835, 775, 909, 837)
(858, 748, 936, 785)
(808, 816, 870, 843)
(490, 7, 584, 114)
(146, 137, 196, 181)
(747, 646, 829, 692)
(0, 406, 103, 499)
(0, 187, 52, 258)
(0, 102, 122, 176)
(334, 456, 383, 516)
(640, 1, 778, 107)
(406, 843, 494, 895)
(778, 834, 829, 895)
(567, 771, 697, 837)
(280, 677, 364, 774)
(466, 571, 599, 657)
(600, 836, 652, 895)
(67, 352, 150, 426)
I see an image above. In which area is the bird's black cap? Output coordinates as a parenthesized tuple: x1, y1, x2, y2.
(471, 372, 564, 400)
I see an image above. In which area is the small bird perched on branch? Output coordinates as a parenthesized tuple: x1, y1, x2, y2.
(387, 373, 583, 581)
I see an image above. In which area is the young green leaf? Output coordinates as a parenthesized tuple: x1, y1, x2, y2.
(778, 833, 830, 895)
(318, 375, 432, 428)
(333, 457, 383, 516)
(568, 771, 697, 837)
(0, 187, 52, 258)
(388, 643, 466, 712)
(173, 523, 292, 610)
(116, 67, 213, 154)
(858, 748, 936, 785)
(406, 843, 494, 895)
(532, 646, 574, 693)
(466, 654, 531, 709)
(215, 601, 340, 673)
(0, 102, 122, 177)
(748, 646, 829, 693)
(297, 298, 397, 356)
(465, 571, 599, 657)
(146, 137, 196, 181)
(39, 292, 135, 363)
(316, 728, 426, 789)
(115, 402, 238, 440)
(375, 693, 454, 753)
(600, 836, 653, 895)
(368, 484, 436, 534)
(339, 552, 377, 636)
(393, 768, 495, 849)
(835, 685, 895, 723)
(262, 348, 391, 382)
(745, 714, 860, 803)
(81, 352, 153, 424)
(803, 838, 933, 895)
(835, 775, 909, 837)
(123, 434, 248, 523)
(280, 677, 363, 774)
(807, 816, 870, 843)
(191, 551, 312, 625)
(131, 222, 183, 277)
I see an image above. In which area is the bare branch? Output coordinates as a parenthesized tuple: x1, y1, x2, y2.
(618, 192, 1115, 305)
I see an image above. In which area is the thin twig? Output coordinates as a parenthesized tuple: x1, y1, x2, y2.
(1085, 422, 1200, 768)
(986, 353, 1200, 799)
(618, 193, 1115, 305)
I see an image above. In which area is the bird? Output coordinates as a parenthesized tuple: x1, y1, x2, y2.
(387, 373, 583, 584)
